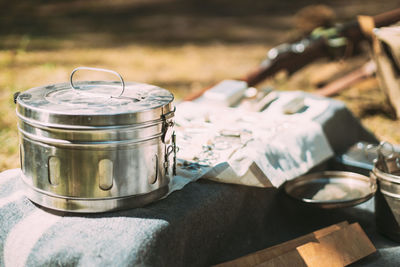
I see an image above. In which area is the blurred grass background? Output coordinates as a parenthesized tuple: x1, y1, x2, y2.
(1, 0, 400, 171)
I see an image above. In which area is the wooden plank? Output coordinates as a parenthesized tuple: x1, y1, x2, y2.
(256, 222, 375, 267)
(296, 223, 376, 267)
(216, 222, 376, 267)
(215, 221, 348, 267)
(256, 249, 307, 267)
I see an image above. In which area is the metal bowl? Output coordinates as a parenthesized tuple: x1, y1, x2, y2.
(284, 171, 377, 209)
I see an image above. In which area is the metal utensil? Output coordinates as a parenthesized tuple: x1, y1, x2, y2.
(16, 67, 176, 213)
(284, 171, 376, 209)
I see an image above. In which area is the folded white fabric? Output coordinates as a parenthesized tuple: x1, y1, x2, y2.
(168, 160, 212, 195)
(175, 91, 334, 187)
(226, 118, 333, 187)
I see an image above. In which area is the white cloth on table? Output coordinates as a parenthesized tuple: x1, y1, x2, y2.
(175, 91, 334, 187)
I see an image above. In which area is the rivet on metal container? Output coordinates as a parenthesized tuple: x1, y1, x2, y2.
(15, 67, 176, 213)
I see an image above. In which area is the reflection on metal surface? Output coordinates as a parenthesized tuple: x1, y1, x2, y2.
(21, 172, 169, 213)
(48, 157, 61, 186)
(19, 145, 24, 172)
(98, 159, 113, 191)
(148, 155, 158, 184)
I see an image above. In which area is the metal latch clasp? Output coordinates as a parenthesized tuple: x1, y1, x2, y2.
(162, 120, 175, 144)
(165, 132, 177, 176)
(161, 108, 175, 144)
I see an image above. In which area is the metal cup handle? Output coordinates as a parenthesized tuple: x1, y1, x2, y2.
(369, 171, 378, 190)
(70, 67, 125, 97)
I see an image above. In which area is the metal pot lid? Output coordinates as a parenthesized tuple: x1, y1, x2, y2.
(16, 67, 174, 128)
(284, 171, 377, 209)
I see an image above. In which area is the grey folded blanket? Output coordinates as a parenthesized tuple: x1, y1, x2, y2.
(0, 95, 379, 267)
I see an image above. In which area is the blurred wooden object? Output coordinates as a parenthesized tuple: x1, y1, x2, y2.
(358, 15, 376, 37)
(184, 8, 400, 102)
(315, 60, 376, 97)
(372, 22, 400, 118)
(215, 221, 376, 267)
(294, 5, 336, 34)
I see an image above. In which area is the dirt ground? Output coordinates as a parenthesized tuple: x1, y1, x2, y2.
(0, 0, 400, 171)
